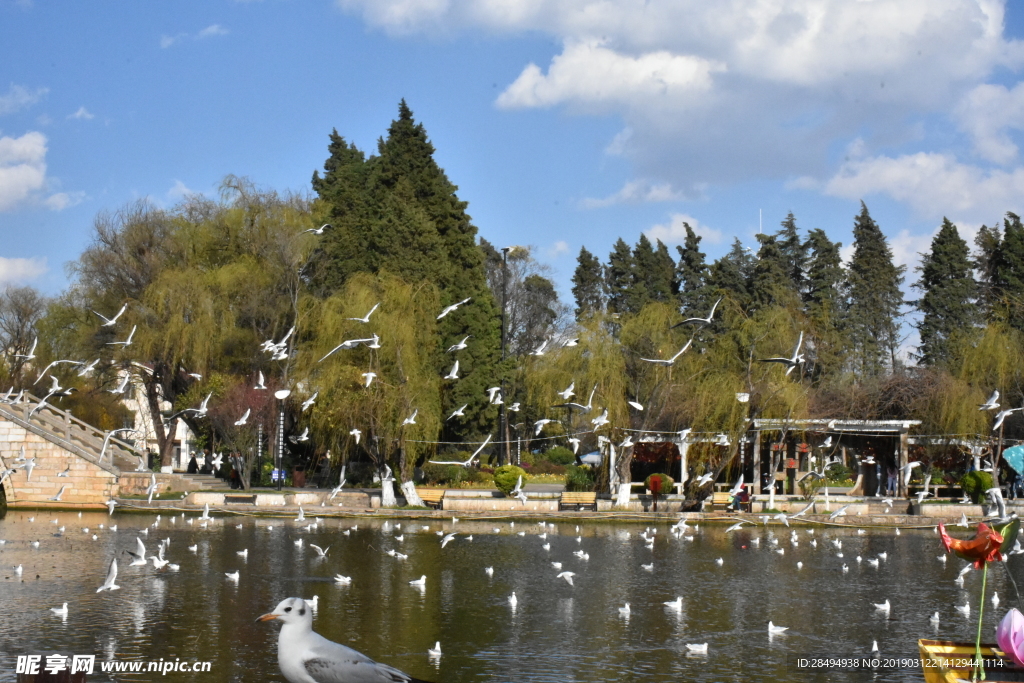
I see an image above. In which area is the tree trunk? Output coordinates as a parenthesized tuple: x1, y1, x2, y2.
(144, 371, 176, 470)
(401, 481, 425, 507)
(616, 483, 632, 507)
(381, 478, 397, 507)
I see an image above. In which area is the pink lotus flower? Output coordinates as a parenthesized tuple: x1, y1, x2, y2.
(997, 608, 1024, 667)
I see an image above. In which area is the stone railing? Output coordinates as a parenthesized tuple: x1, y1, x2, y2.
(0, 392, 146, 473)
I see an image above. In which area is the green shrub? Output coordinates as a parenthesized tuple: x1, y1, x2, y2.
(825, 462, 852, 483)
(493, 465, 527, 495)
(960, 471, 994, 503)
(644, 473, 674, 494)
(422, 463, 468, 486)
(543, 446, 576, 466)
(564, 464, 595, 492)
(468, 469, 493, 484)
(529, 460, 567, 475)
(518, 451, 536, 466)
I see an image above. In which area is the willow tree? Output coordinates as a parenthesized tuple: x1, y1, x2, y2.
(522, 313, 629, 486)
(294, 273, 441, 506)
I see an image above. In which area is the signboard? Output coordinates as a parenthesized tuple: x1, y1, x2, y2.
(271, 468, 283, 482)
(785, 458, 797, 469)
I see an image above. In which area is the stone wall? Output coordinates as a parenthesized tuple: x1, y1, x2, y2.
(0, 418, 117, 508)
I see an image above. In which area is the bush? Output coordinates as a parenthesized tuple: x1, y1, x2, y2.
(564, 464, 595, 492)
(825, 462, 852, 484)
(644, 473, 674, 494)
(529, 460, 567, 476)
(493, 465, 527, 495)
(422, 463, 469, 487)
(960, 471, 994, 503)
(543, 446, 577, 466)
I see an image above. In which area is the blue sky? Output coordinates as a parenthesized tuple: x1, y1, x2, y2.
(5, 0, 1024, 332)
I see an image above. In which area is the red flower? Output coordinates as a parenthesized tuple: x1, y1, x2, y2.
(938, 522, 1005, 569)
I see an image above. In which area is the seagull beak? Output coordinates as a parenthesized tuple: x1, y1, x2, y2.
(257, 613, 280, 622)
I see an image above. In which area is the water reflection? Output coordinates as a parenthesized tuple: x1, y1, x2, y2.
(1, 511, 1022, 681)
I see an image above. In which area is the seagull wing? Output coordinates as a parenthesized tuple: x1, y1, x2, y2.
(301, 633, 417, 683)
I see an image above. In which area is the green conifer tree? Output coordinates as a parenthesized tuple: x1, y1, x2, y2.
(974, 223, 1001, 319)
(845, 202, 905, 375)
(572, 247, 605, 319)
(707, 238, 754, 310)
(675, 222, 709, 314)
(750, 234, 795, 309)
(776, 212, 807, 295)
(914, 218, 978, 366)
(803, 228, 847, 379)
(994, 213, 1024, 330)
(605, 238, 635, 314)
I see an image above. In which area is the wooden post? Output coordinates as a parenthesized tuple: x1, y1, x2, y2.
(751, 431, 761, 495)
(898, 431, 909, 498)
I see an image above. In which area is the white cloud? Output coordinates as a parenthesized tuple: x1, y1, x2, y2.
(645, 212, 723, 246)
(0, 84, 48, 115)
(497, 40, 724, 111)
(340, 0, 1024, 194)
(0, 131, 77, 212)
(0, 256, 47, 284)
(167, 179, 195, 201)
(823, 152, 1024, 222)
(162, 25, 227, 48)
(545, 240, 571, 259)
(197, 24, 229, 39)
(0, 131, 47, 211)
(581, 178, 683, 208)
(67, 106, 94, 120)
(955, 82, 1024, 164)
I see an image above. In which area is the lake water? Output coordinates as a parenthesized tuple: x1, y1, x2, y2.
(0, 509, 1021, 682)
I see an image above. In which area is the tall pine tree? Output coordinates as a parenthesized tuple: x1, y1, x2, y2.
(845, 202, 905, 375)
(803, 228, 847, 379)
(750, 233, 796, 309)
(776, 212, 807, 295)
(993, 212, 1024, 330)
(707, 238, 755, 310)
(914, 218, 978, 366)
(572, 246, 605, 319)
(605, 238, 635, 315)
(974, 223, 1001, 318)
(312, 101, 501, 438)
(675, 222, 709, 314)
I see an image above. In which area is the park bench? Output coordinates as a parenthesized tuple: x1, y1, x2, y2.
(711, 491, 751, 512)
(416, 488, 446, 509)
(559, 491, 598, 511)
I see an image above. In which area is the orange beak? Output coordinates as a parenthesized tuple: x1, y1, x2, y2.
(257, 613, 280, 623)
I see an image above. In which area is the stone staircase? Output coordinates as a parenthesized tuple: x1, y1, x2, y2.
(0, 392, 144, 472)
(177, 473, 224, 490)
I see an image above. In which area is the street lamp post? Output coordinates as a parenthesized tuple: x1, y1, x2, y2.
(274, 389, 291, 491)
(500, 246, 510, 467)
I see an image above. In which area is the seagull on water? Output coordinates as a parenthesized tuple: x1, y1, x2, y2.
(664, 597, 683, 612)
(685, 643, 708, 654)
(618, 603, 631, 617)
(259, 597, 435, 683)
(768, 622, 788, 634)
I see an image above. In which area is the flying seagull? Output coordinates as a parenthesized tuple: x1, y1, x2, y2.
(317, 337, 376, 363)
(402, 409, 418, 426)
(758, 331, 804, 375)
(13, 336, 37, 360)
(558, 382, 575, 400)
(993, 407, 1022, 430)
(361, 372, 376, 388)
(93, 303, 128, 327)
(301, 223, 331, 235)
(443, 361, 460, 380)
(429, 435, 492, 467)
(347, 303, 380, 323)
(254, 371, 267, 390)
(96, 557, 120, 592)
(234, 409, 251, 426)
(671, 297, 722, 328)
(301, 392, 317, 412)
(554, 384, 598, 413)
(437, 297, 471, 320)
(640, 338, 693, 366)
(106, 325, 136, 347)
(979, 390, 1000, 411)
(258, 597, 433, 683)
(446, 336, 470, 352)
(447, 404, 468, 420)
